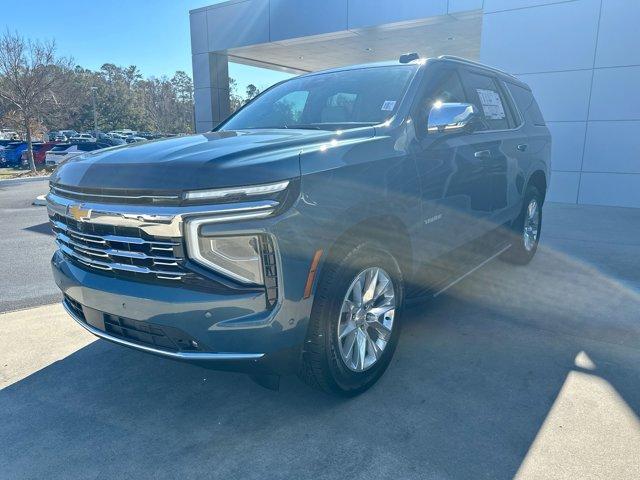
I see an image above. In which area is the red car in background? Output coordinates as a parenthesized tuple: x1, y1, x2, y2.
(20, 142, 58, 167)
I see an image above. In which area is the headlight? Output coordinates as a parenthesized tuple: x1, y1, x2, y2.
(184, 180, 289, 201)
(193, 235, 264, 284)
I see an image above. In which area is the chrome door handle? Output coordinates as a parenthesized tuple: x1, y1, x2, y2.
(517, 144, 528, 152)
(474, 150, 491, 159)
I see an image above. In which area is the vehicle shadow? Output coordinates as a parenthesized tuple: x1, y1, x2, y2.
(23, 222, 53, 236)
(2, 244, 640, 479)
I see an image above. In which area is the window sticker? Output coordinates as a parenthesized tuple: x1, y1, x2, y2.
(476, 89, 505, 120)
(381, 100, 397, 111)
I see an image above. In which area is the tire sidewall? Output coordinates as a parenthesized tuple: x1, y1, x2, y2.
(319, 243, 404, 395)
(505, 185, 542, 263)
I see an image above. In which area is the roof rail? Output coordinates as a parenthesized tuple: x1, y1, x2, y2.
(436, 55, 518, 80)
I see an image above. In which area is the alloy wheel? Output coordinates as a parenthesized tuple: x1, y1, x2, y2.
(337, 267, 396, 372)
(523, 198, 540, 251)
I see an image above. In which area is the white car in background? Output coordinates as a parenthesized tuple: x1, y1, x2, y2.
(45, 144, 82, 171)
(0, 129, 19, 140)
(108, 129, 136, 138)
(70, 133, 96, 143)
(45, 141, 117, 170)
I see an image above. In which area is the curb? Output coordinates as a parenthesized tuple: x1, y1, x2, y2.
(32, 194, 47, 206)
(0, 175, 50, 185)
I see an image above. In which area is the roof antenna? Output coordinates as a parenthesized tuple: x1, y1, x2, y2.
(399, 52, 420, 64)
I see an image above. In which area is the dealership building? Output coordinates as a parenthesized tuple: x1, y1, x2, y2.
(190, 0, 639, 208)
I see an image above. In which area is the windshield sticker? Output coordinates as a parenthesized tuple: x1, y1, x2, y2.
(476, 89, 505, 120)
(381, 100, 397, 111)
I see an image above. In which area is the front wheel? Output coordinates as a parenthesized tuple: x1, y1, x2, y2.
(299, 242, 404, 396)
(501, 185, 543, 265)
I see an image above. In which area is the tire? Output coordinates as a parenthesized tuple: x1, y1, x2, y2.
(501, 185, 542, 265)
(299, 242, 404, 396)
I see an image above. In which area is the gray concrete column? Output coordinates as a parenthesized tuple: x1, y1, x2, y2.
(192, 52, 231, 133)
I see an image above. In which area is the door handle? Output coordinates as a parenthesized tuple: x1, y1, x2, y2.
(517, 144, 528, 152)
(474, 150, 491, 159)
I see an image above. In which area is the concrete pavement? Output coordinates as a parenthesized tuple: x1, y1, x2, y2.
(1, 200, 639, 479)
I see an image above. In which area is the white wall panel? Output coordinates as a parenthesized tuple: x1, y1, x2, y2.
(546, 122, 587, 172)
(589, 66, 640, 121)
(206, 0, 269, 51)
(595, 0, 640, 68)
(518, 70, 593, 122)
(196, 121, 214, 133)
(481, 0, 600, 73)
(548, 171, 580, 203)
(190, 10, 208, 55)
(583, 121, 640, 174)
(484, 0, 571, 13)
(270, 0, 348, 41)
(192, 53, 211, 90)
(578, 172, 640, 208)
(194, 89, 214, 123)
(448, 0, 483, 13)
(348, 0, 447, 29)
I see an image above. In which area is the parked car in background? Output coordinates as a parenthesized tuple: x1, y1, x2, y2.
(45, 141, 117, 170)
(47, 55, 550, 395)
(20, 142, 58, 167)
(60, 130, 78, 140)
(136, 131, 163, 140)
(45, 144, 78, 170)
(70, 133, 96, 143)
(0, 129, 20, 140)
(124, 134, 146, 143)
(95, 133, 126, 146)
(108, 129, 136, 138)
(0, 141, 30, 167)
(0, 139, 13, 153)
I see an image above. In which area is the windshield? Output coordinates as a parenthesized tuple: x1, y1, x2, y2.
(220, 65, 417, 131)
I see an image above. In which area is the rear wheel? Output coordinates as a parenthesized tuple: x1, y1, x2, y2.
(299, 242, 404, 396)
(501, 185, 542, 265)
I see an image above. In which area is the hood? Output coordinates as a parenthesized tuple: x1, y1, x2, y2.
(51, 129, 370, 193)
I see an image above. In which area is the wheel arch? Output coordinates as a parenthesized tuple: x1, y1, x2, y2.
(319, 214, 413, 287)
(527, 170, 548, 205)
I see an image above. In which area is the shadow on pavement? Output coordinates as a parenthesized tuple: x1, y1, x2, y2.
(23, 222, 53, 236)
(2, 223, 640, 479)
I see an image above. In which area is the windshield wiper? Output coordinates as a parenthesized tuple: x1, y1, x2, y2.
(289, 124, 324, 130)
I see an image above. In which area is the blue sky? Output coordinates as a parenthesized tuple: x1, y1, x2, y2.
(3, 0, 291, 93)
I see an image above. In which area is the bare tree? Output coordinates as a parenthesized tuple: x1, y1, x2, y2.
(0, 30, 72, 171)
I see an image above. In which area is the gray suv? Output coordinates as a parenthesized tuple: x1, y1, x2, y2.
(48, 55, 550, 395)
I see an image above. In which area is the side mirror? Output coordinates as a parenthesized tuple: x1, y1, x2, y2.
(427, 102, 477, 133)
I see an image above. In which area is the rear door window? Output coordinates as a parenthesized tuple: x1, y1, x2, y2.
(459, 70, 511, 131)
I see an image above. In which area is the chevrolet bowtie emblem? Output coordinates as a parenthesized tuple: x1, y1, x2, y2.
(68, 204, 92, 222)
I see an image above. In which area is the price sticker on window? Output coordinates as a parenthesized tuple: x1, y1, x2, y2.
(476, 89, 505, 120)
(381, 100, 396, 111)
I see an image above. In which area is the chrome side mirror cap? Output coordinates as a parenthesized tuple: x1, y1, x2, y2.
(427, 102, 477, 133)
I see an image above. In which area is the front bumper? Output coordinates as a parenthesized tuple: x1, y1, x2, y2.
(61, 295, 263, 361)
(52, 251, 309, 374)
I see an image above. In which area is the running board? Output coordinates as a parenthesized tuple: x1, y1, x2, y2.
(432, 244, 511, 298)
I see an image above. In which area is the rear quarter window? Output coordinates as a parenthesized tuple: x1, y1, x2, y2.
(506, 82, 546, 126)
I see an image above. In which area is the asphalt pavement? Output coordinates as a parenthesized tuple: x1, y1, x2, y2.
(0, 178, 58, 312)
(1, 180, 640, 479)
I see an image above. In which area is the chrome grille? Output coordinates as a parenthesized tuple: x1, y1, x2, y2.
(50, 212, 187, 281)
(50, 183, 181, 205)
